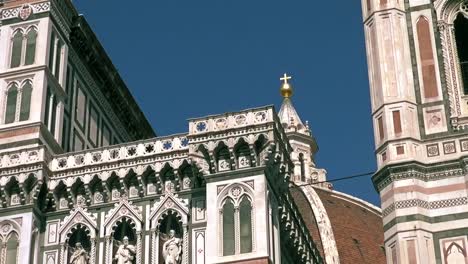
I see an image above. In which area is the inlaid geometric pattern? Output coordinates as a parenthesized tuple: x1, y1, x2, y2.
(383, 197, 468, 217)
(443, 141, 456, 154)
(427, 144, 440, 157)
(460, 139, 468, 152)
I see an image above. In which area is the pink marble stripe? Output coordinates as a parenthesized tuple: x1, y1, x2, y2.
(381, 182, 468, 204)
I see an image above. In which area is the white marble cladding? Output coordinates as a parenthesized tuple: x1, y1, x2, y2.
(0, 146, 46, 169)
(377, 136, 468, 168)
(188, 106, 273, 135)
(0, 1, 51, 20)
(50, 134, 189, 171)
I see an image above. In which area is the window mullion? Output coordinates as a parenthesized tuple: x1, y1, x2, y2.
(15, 88, 23, 122)
(235, 206, 240, 254)
(219, 209, 223, 256)
(20, 34, 27, 66)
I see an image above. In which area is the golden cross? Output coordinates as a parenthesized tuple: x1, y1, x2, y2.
(280, 73, 292, 84)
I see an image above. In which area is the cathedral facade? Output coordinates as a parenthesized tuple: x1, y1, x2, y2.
(0, 0, 386, 264)
(361, 0, 468, 263)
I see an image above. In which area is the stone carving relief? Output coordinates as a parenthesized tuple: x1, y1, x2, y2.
(69, 242, 90, 264)
(113, 236, 136, 264)
(58, 202, 97, 264)
(150, 193, 189, 264)
(104, 194, 142, 264)
(162, 230, 182, 264)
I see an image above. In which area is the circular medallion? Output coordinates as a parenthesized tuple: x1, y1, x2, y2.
(230, 186, 243, 198)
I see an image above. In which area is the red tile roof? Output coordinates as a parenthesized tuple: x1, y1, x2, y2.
(291, 186, 386, 264)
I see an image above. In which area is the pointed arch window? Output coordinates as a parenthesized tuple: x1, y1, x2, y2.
(20, 81, 32, 121)
(4, 81, 34, 124)
(5, 232, 19, 264)
(222, 198, 235, 256)
(219, 186, 254, 256)
(10, 30, 23, 68)
(239, 196, 253, 253)
(10, 27, 37, 68)
(5, 84, 18, 124)
(25, 28, 38, 65)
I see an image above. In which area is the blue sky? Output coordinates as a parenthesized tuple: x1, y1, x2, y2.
(74, 1, 379, 205)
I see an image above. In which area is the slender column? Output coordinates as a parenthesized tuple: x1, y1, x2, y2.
(151, 231, 157, 264)
(136, 231, 142, 264)
(90, 238, 96, 264)
(0, 242, 7, 264)
(14, 87, 22, 122)
(154, 232, 159, 263)
(182, 225, 188, 264)
(59, 243, 66, 264)
(105, 236, 111, 264)
(234, 206, 240, 254)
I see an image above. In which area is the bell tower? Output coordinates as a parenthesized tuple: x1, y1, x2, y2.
(361, 0, 468, 263)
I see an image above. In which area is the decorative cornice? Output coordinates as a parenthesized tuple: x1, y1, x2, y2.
(0, 1, 50, 20)
(373, 159, 468, 191)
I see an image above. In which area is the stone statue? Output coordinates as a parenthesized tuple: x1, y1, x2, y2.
(69, 242, 89, 264)
(162, 230, 182, 264)
(114, 236, 136, 264)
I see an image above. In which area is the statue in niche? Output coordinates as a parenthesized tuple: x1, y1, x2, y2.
(162, 230, 182, 264)
(69, 242, 89, 264)
(113, 236, 136, 264)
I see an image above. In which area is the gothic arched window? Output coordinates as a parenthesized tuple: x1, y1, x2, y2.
(219, 185, 255, 256)
(5, 84, 18, 124)
(10, 30, 23, 68)
(20, 81, 32, 121)
(455, 13, 468, 94)
(239, 196, 253, 253)
(5, 233, 19, 264)
(25, 28, 38, 65)
(222, 198, 235, 256)
(10, 27, 38, 68)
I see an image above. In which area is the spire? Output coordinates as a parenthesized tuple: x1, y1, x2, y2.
(278, 73, 307, 134)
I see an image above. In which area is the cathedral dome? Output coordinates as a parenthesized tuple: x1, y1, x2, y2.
(291, 185, 386, 264)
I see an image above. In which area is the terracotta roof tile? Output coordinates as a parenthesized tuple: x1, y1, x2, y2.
(291, 186, 386, 264)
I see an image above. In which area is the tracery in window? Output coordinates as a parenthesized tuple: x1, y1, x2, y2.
(4, 81, 34, 124)
(219, 184, 254, 256)
(10, 27, 37, 68)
